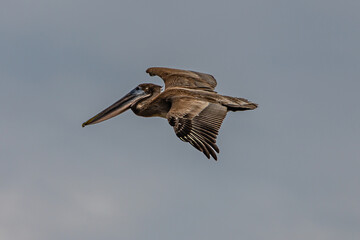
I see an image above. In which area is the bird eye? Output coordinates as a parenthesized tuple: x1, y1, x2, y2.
(135, 86, 140, 90)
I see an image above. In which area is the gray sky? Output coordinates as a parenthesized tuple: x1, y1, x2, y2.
(1, 0, 359, 239)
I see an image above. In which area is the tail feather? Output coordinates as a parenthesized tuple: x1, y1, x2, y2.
(221, 96, 258, 111)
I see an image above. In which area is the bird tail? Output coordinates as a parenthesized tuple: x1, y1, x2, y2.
(221, 95, 258, 111)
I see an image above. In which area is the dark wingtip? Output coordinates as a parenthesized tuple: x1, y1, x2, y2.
(203, 150, 210, 159)
(82, 122, 86, 128)
(146, 68, 155, 76)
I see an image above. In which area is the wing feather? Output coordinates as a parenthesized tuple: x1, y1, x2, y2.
(167, 98, 227, 160)
(146, 67, 217, 91)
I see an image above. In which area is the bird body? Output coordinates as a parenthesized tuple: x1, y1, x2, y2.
(83, 67, 257, 160)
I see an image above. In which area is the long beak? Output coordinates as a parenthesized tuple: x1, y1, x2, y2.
(82, 88, 149, 127)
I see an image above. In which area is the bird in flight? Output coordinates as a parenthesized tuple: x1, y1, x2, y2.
(82, 67, 257, 160)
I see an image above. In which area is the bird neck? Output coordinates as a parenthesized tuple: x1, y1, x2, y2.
(131, 93, 160, 117)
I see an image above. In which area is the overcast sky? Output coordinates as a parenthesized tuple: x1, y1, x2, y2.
(1, 0, 359, 240)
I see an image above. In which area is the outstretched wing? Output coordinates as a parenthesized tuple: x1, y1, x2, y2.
(146, 67, 217, 91)
(167, 97, 227, 160)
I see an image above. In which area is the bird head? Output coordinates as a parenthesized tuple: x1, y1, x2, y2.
(82, 83, 161, 127)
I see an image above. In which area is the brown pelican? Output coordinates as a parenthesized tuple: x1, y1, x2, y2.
(82, 67, 257, 160)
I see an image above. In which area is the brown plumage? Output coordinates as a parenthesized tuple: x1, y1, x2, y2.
(82, 67, 257, 160)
